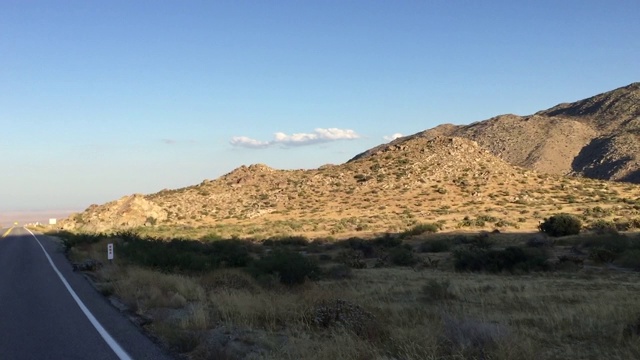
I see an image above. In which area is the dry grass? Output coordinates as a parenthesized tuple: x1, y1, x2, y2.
(87, 247, 640, 359)
(104, 266, 206, 312)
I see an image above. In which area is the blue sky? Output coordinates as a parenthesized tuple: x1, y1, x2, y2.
(1, 1, 639, 214)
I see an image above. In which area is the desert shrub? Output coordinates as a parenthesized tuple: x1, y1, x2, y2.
(583, 206, 612, 218)
(318, 254, 333, 262)
(589, 220, 619, 235)
(324, 264, 353, 280)
(339, 237, 376, 257)
(581, 234, 630, 254)
(539, 213, 582, 237)
(458, 216, 486, 228)
(454, 233, 494, 250)
(494, 219, 517, 228)
(337, 250, 367, 269)
(372, 234, 403, 248)
(477, 215, 498, 223)
(453, 246, 549, 273)
(250, 249, 320, 286)
(119, 237, 250, 272)
(581, 234, 640, 264)
(588, 248, 618, 263)
(617, 250, 640, 269)
(400, 223, 440, 238)
(208, 240, 252, 267)
(526, 234, 555, 248)
(612, 220, 632, 232)
(628, 218, 640, 229)
(389, 246, 418, 266)
(262, 235, 309, 247)
(56, 231, 104, 251)
(201, 232, 224, 241)
(114, 230, 140, 242)
(418, 239, 451, 253)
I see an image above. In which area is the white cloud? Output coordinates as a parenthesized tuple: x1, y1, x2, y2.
(231, 128, 361, 148)
(230, 136, 270, 148)
(383, 133, 403, 141)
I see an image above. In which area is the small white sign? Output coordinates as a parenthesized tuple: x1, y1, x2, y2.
(107, 243, 114, 260)
(49, 218, 57, 225)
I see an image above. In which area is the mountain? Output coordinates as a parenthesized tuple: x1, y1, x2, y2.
(60, 136, 640, 237)
(352, 82, 640, 183)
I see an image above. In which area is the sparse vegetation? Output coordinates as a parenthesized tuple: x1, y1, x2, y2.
(539, 213, 582, 237)
(400, 222, 440, 238)
(453, 246, 550, 273)
(250, 248, 320, 285)
(53, 218, 640, 360)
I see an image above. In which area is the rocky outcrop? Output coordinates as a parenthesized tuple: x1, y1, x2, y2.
(61, 194, 167, 232)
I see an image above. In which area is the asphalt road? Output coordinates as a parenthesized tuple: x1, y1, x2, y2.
(0, 227, 174, 360)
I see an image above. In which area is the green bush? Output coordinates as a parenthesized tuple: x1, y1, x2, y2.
(119, 237, 251, 272)
(418, 239, 451, 253)
(582, 234, 631, 253)
(339, 237, 376, 257)
(389, 246, 419, 266)
(56, 231, 104, 252)
(250, 249, 320, 285)
(453, 246, 549, 273)
(262, 235, 309, 247)
(539, 214, 582, 237)
(454, 234, 494, 250)
(589, 220, 619, 235)
(372, 234, 403, 248)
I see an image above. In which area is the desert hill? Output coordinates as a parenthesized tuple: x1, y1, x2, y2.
(352, 82, 640, 183)
(61, 136, 640, 237)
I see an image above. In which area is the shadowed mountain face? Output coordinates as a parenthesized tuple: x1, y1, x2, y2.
(537, 82, 640, 130)
(352, 82, 640, 183)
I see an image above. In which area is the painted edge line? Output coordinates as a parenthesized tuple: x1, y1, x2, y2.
(2, 227, 14, 238)
(24, 228, 132, 360)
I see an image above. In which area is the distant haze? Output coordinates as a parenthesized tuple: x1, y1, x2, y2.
(0, 210, 77, 227)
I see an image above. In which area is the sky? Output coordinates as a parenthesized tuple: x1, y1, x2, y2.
(1, 1, 639, 217)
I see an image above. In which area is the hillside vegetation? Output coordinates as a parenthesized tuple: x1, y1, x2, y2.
(62, 136, 640, 237)
(353, 82, 640, 183)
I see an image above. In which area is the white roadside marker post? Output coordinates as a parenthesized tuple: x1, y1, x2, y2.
(107, 243, 114, 264)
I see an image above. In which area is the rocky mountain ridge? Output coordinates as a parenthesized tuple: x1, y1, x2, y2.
(352, 82, 640, 183)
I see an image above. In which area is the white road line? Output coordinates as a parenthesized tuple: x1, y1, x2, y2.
(24, 228, 132, 360)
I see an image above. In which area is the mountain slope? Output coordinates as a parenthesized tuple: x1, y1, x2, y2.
(61, 136, 640, 236)
(352, 82, 640, 182)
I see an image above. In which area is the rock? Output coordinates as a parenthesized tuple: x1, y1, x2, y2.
(313, 299, 378, 337)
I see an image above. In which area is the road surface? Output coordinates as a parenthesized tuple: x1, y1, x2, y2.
(0, 227, 174, 360)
